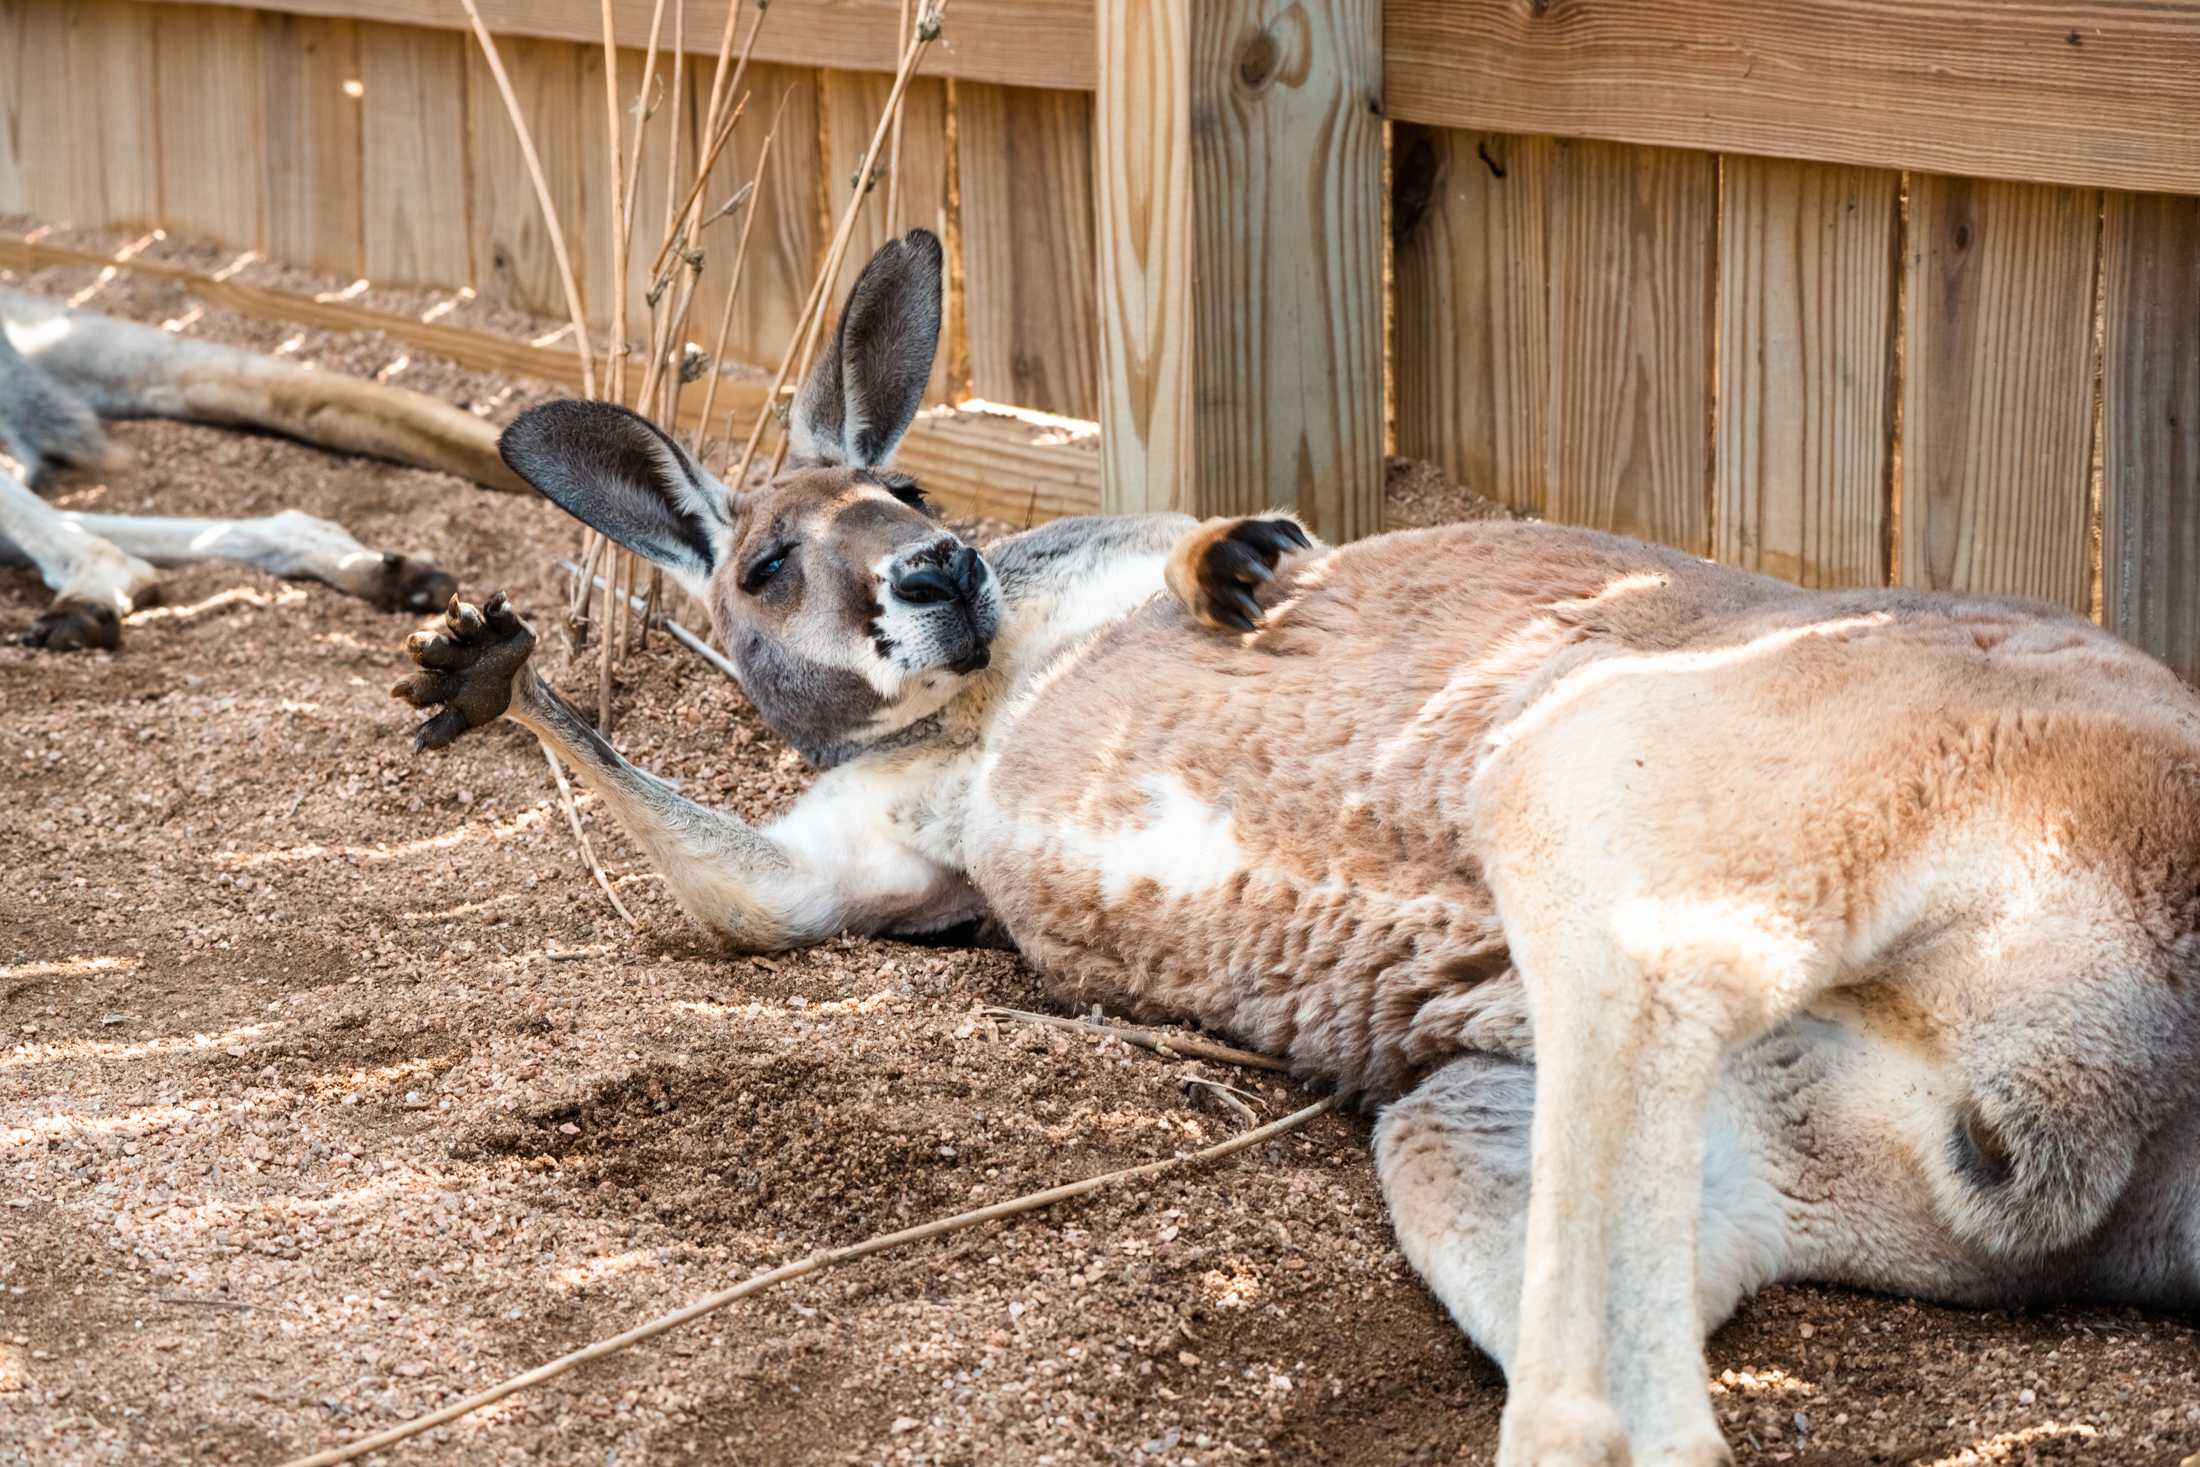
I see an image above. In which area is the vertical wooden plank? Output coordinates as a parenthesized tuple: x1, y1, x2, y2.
(1542, 138, 1717, 554)
(63, 0, 160, 230)
(1097, 0, 1385, 540)
(153, 4, 265, 252)
(357, 21, 472, 287)
(4, 1, 70, 225)
(1094, 0, 1193, 514)
(1902, 175, 2098, 609)
(682, 61, 822, 373)
(1715, 157, 1898, 587)
(1390, 126, 1549, 516)
(0, 0, 26, 216)
(2100, 192, 2200, 680)
(261, 12, 363, 279)
(955, 82, 1098, 419)
(467, 35, 584, 317)
(576, 43, 695, 343)
(823, 70, 952, 401)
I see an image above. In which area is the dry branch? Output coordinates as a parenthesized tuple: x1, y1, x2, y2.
(273, 1096, 1337, 1467)
(981, 1006, 1292, 1072)
(559, 560, 739, 681)
(542, 745, 637, 926)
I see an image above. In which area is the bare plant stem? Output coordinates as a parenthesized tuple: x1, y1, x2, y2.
(272, 1096, 1335, 1467)
(456, 0, 595, 398)
(542, 745, 636, 926)
(980, 1007, 1291, 1072)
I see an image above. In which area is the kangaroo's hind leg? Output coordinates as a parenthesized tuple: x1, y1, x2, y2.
(1377, 1055, 1800, 1455)
(0, 469, 156, 648)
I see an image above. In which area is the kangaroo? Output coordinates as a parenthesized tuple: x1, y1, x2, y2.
(1, 283, 527, 650)
(395, 229, 2200, 1466)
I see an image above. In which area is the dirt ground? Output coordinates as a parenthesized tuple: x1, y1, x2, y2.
(3, 250, 2198, 1467)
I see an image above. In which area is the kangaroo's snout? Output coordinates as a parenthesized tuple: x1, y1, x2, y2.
(891, 542, 984, 608)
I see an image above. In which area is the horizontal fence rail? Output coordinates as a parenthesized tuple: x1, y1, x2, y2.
(1, 0, 2195, 675)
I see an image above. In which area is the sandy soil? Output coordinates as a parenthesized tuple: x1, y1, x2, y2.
(3, 253, 2198, 1467)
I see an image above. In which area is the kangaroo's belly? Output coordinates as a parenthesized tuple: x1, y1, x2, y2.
(964, 519, 1751, 1093)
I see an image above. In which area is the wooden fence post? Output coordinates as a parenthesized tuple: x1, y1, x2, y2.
(1094, 0, 1384, 541)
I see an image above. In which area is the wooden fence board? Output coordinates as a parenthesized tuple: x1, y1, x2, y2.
(824, 69, 953, 401)
(1387, 1, 2200, 198)
(956, 82, 1099, 419)
(132, 0, 1099, 91)
(0, 0, 27, 217)
(684, 61, 823, 375)
(1391, 127, 1550, 517)
(575, 42, 696, 347)
(1542, 138, 1717, 554)
(260, 12, 362, 279)
(153, 4, 265, 253)
(2101, 192, 2200, 680)
(466, 34, 585, 318)
(1901, 175, 2099, 609)
(1715, 157, 1898, 587)
(64, 1, 161, 231)
(357, 21, 472, 287)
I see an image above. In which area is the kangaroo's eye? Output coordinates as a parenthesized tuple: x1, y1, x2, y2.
(741, 547, 793, 595)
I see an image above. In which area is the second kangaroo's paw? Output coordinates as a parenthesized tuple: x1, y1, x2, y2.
(1165, 515, 1313, 633)
(365, 552, 462, 616)
(391, 591, 536, 751)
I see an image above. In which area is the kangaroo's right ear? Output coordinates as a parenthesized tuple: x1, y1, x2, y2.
(789, 228, 943, 469)
(498, 399, 739, 600)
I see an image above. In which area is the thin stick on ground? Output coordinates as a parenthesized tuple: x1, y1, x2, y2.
(457, 0, 595, 399)
(981, 1006, 1291, 1072)
(560, 558, 738, 681)
(272, 1096, 1337, 1467)
(542, 745, 636, 927)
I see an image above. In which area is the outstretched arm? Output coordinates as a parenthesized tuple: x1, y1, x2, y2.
(392, 593, 970, 951)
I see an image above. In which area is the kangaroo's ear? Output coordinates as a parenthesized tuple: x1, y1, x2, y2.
(498, 399, 738, 600)
(789, 228, 942, 469)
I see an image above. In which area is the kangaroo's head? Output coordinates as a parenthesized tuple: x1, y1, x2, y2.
(497, 230, 1001, 767)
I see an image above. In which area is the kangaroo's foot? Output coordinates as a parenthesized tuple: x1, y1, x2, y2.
(20, 596, 122, 651)
(1164, 515, 1312, 633)
(390, 591, 536, 751)
(358, 551, 460, 616)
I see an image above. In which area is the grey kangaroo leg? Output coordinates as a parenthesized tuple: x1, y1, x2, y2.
(0, 469, 155, 648)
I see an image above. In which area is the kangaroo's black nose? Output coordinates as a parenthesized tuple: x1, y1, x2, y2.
(893, 544, 984, 605)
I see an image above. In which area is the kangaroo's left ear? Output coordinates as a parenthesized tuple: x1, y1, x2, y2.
(497, 399, 740, 600)
(789, 228, 943, 469)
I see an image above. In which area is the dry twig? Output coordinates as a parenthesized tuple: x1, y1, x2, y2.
(981, 1006, 1291, 1072)
(273, 1096, 1336, 1467)
(542, 745, 637, 927)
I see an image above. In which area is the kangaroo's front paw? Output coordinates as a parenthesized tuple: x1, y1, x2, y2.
(391, 591, 536, 751)
(1164, 515, 1313, 633)
(365, 552, 462, 616)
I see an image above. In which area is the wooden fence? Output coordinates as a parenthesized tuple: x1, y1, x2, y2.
(1, 0, 2196, 676)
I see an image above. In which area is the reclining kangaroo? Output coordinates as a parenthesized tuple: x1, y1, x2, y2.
(397, 230, 2200, 1466)
(1, 284, 523, 649)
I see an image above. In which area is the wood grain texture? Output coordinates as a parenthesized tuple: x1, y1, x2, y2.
(466, 34, 585, 317)
(1097, 0, 1383, 538)
(824, 69, 953, 402)
(1094, 0, 1193, 515)
(954, 82, 1098, 418)
(153, 5, 266, 252)
(0, 229, 1103, 524)
(684, 61, 822, 372)
(1901, 175, 2099, 609)
(1185, 0, 1383, 538)
(1390, 127, 1550, 516)
(132, 0, 1098, 90)
(357, 21, 473, 287)
(2100, 192, 2200, 681)
(0, 0, 28, 216)
(575, 43, 694, 340)
(1715, 157, 1898, 588)
(1542, 139, 1716, 555)
(260, 11, 363, 278)
(1387, 0, 2200, 197)
(63, 0, 161, 230)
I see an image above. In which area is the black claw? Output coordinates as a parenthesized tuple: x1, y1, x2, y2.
(413, 707, 470, 752)
(1224, 587, 1265, 628)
